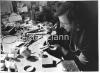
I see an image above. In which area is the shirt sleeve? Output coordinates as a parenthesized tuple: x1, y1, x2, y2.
(78, 30, 88, 52)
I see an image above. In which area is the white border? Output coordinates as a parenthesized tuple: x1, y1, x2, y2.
(0, 0, 99, 73)
(0, 0, 98, 1)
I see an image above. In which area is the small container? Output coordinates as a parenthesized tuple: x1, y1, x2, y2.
(20, 46, 31, 58)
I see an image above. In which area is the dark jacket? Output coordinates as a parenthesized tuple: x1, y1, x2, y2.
(47, 22, 88, 71)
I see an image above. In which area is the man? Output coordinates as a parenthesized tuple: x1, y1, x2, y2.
(46, 2, 88, 71)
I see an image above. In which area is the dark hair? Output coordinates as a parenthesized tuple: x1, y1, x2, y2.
(55, 2, 79, 24)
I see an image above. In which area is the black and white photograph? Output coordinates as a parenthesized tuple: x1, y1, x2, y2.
(0, 0, 98, 72)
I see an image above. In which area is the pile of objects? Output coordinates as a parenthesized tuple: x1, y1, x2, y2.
(1, 1, 79, 72)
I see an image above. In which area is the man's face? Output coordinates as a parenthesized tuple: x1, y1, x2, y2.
(58, 13, 72, 32)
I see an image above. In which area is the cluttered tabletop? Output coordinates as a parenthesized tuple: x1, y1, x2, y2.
(0, 12, 79, 72)
(0, 1, 79, 72)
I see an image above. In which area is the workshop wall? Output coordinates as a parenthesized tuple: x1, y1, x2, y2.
(1, 1, 13, 14)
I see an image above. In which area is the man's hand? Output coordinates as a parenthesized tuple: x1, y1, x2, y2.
(77, 52, 88, 64)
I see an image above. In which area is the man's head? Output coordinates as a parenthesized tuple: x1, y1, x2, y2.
(55, 2, 78, 21)
(58, 13, 72, 32)
(55, 2, 79, 32)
